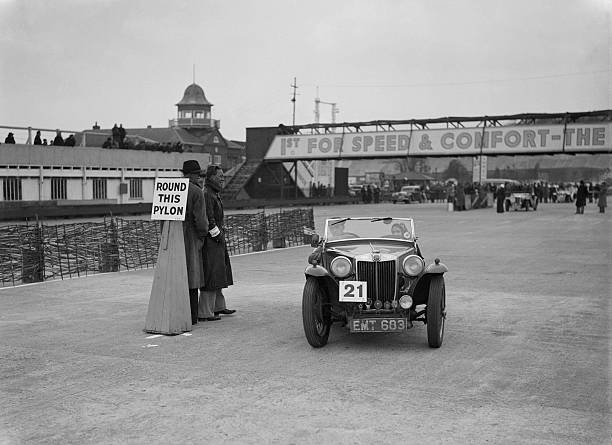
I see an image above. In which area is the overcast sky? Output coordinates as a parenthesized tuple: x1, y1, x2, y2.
(0, 0, 610, 142)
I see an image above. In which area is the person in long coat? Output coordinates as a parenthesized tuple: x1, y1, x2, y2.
(199, 165, 236, 321)
(597, 182, 607, 213)
(180, 160, 209, 324)
(575, 180, 588, 214)
(495, 185, 505, 213)
(34, 131, 42, 145)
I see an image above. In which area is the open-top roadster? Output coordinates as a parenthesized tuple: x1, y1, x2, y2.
(302, 217, 448, 348)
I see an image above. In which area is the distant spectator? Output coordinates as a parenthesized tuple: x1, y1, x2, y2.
(119, 124, 126, 147)
(4, 132, 15, 144)
(34, 130, 42, 145)
(597, 182, 607, 214)
(53, 130, 64, 146)
(365, 185, 373, 203)
(102, 137, 112, 148)
(495, 184, 505, 213)
(42, 139, 48, 146)
(575, 180, 588, 214)
(64, 134, 76, 147)
(112, 124, 120, 147)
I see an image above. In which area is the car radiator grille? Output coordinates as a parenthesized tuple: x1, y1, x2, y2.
(356, 260, 396, 302)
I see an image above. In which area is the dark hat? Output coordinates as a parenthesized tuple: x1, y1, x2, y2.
(181, 160, 203, 174)
(205, 164, 222, 179)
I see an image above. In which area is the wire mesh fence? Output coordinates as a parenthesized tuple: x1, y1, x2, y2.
(0, 208, 314, 287)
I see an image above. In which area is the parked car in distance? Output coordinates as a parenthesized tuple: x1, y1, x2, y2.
(302, 217, 448, 348)
(391, 185, 422, 204)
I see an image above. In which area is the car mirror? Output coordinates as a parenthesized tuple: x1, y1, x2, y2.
(310, 234, 320, 247)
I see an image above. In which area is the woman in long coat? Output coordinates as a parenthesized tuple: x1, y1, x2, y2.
(182, 161, 208, 324)
(199, 165, 235, 321)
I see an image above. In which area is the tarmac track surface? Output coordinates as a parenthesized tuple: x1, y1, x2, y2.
(0, 203, 610, 444)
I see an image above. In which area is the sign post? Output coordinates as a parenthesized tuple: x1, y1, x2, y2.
(144, 178, 191, 334)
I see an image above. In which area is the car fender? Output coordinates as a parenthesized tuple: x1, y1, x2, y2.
(411, 261, 447, 305)
(425, 260, 448, 275)
(304, 265, 339, 301)
(304, 264, 332, 278)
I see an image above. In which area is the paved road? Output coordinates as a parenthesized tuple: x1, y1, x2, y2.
(0, 203, 609, 444)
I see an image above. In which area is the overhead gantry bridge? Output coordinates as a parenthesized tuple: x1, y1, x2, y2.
(220, 110, 611, 200)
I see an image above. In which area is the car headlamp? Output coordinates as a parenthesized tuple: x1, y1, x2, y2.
(330, 256, 352, 278)
(402, 255, 425, 276)
(399, 295, 413, 309)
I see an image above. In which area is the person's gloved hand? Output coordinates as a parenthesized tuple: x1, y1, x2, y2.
(209, 226, 223, 243)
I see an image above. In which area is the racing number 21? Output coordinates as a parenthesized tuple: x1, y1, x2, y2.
(344, 283, 364, 299)
(339, 280, 367, 302)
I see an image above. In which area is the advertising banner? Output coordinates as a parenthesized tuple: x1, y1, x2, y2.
(264, 123, 611, 160)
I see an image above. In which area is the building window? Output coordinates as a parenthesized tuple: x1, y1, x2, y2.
(213, 136, 219, 144)
(2, 177, 22, 201)
(195, 111, 203, 119)
(129, 178, 143, 199)
(92, 178, 107, 200)
(51, 178, 67, 200)
(213, 155, 222, 165)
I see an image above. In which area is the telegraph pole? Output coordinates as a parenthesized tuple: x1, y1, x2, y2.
(291, 77, 298, 126)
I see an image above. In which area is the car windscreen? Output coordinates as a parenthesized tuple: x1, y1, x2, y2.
(325, 218, 414, 241)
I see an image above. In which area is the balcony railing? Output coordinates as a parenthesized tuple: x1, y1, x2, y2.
(168, 118, 220, 129)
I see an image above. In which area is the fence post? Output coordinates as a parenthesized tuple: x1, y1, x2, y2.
(21, 223, 44, 283)
(99, 217, 120, 272)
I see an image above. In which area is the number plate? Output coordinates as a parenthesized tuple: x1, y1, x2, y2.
(339, 280, 367, 302)
(349, 318, 408, 332)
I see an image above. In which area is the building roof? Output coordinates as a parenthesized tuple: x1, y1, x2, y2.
(227, 140, 246, 150)
(176, 83, 213, 107)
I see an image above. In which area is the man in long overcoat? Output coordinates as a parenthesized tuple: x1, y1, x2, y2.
(199, 165, 236, 321)
(597, 182, 607, 213)
(575, 180, 588, 214)
(495, 185, 505, 213)
(181, 160, 209, 324)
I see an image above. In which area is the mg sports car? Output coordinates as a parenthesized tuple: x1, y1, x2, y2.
(302, 217, 448, 348)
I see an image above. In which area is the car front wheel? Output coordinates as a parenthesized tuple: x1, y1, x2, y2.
(426, 276, 446, 348)
(302, 277, 331, 348)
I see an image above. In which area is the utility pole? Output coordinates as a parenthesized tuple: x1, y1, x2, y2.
(314, 86, 339, 124)
(290, 77, 298, 126)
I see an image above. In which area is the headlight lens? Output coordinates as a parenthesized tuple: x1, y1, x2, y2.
(402, 255, 424, 276)
(399, 295, 413, 309)
(330, 256, 352, 278)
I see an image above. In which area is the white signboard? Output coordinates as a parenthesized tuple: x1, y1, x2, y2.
(264, 123, 611, 160)
(472, 156, 488, 183)
(339, 280, 367, 303)
(150, 178, 189, 221)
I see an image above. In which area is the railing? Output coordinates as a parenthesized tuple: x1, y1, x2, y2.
(0, 124, 84, 145)
(168, 118, 220, 129)
(0, 208, 314, 287)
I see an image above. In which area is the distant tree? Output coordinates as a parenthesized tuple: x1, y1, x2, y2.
(443, 159, 470, 183)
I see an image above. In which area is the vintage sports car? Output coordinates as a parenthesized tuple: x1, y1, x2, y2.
(302, 217, 448, 348)
(391, 185, 423, 204)
(504, 191, 538, 211)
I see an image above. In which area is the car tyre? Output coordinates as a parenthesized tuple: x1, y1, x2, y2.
(426, 276, 446, 348)
(302, 277, 331, 348)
